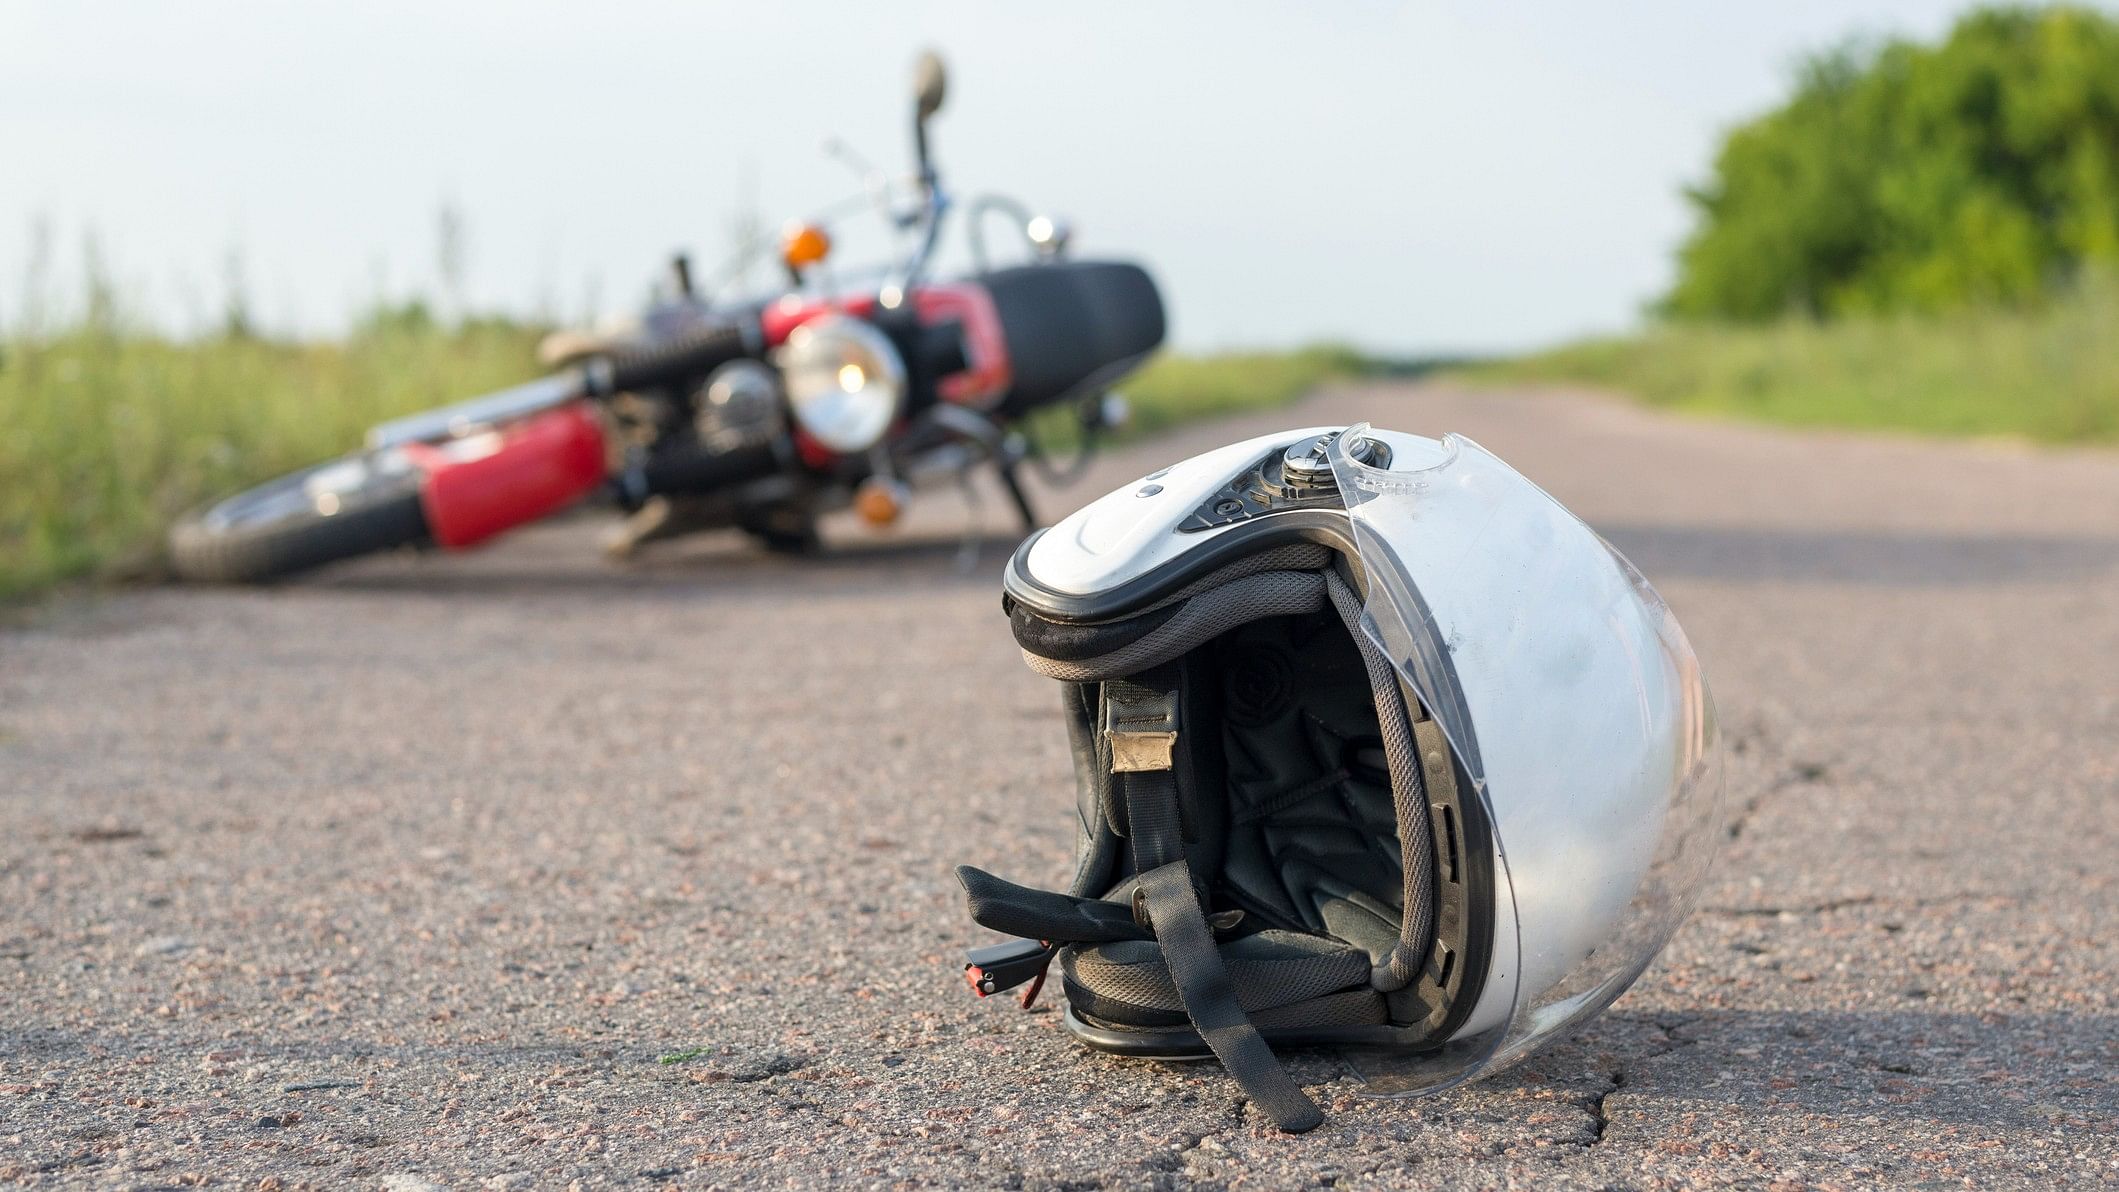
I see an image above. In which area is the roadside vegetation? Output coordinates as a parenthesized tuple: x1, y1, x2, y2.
(1471, 5, 2119, 446)
(0, 306, 543, 600)
(0, 297, 1366, 600)
(1464, 271, 2119, 443)
(1025, 343, 1369, 454)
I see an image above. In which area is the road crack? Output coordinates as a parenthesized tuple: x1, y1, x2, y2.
(1588, 1068, 1626, 1146)
(1705, 894, 1878, 917)
(1699, 889, 2018, 918)
(1577, 1013, 1697, 1150)
(1727, 756, 1833, 842)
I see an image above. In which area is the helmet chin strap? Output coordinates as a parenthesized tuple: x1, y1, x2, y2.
(1104, 676, 1325, 1133)
(1130, 862, 1324, 1132)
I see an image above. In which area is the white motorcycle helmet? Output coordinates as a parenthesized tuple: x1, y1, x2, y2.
(957, 425, 1722, 1132)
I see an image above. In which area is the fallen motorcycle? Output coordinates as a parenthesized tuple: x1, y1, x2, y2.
(169, 52, 1164, 582)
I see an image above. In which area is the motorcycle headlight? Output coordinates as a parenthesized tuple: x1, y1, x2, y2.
(776, 315, 907, 454)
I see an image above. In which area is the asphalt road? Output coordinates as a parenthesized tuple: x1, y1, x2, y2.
(3, 384, 2115, 1189)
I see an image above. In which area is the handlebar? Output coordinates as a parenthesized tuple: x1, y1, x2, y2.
(891, 186, 949, 295)
(366, 317, 758, 452)
(592, 318, 757, 396)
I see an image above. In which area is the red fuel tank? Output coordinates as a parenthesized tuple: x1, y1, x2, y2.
(408, 404, 609, 549)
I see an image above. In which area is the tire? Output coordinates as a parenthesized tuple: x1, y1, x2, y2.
(169, 454, 431, 583)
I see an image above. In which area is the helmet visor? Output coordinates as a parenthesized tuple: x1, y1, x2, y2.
(1328, 426, 1722, 1094)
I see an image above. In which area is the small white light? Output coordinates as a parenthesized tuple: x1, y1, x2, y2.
(838, 363, 866, 390)
(317, 493, 341, 516)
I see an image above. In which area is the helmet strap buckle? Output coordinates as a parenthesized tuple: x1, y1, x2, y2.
(1103, 689, 1180, 773)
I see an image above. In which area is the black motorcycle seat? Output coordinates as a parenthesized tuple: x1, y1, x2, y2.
(980, 260, 1166, 415)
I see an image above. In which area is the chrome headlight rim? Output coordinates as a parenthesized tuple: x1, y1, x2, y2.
(775, 314, 908, 455)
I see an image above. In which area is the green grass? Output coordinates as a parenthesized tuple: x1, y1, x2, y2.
(0, 322, 1362, 601)
(0, 317, 546, 600)
(1459, 274, 2119, 445)
(1023, 343, 1370, 454)
(1115, 344, 1369, 438)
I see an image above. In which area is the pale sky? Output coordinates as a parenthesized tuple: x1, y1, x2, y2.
(1, 1, 2024, 353)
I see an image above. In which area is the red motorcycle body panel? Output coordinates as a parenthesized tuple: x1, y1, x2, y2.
(407, 404, 608, 549)
(792, 433, 839, 471)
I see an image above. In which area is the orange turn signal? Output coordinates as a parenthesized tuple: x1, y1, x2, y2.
(854, 477, 906, 528)
(781, 222, 832, 271)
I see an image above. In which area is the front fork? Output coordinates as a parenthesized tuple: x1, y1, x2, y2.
(930, 388, 1130, 532)
(918, 403, 1042, 531)
(994, 453, 1039, 531)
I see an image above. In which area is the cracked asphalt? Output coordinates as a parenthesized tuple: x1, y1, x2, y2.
(2, 383, 2115, 1189)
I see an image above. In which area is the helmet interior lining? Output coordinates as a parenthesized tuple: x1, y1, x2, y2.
(1010, 551, 1452, 1042)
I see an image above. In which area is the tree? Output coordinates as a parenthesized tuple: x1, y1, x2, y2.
(1664, 6, 2119, 320)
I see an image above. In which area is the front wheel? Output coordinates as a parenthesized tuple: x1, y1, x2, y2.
(168, 452, 430, 583)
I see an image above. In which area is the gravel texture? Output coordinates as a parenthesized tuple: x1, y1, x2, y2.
(2, 383, 2114, 1189)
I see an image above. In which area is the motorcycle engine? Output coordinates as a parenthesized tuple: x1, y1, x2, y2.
(693, 360, 786, 452)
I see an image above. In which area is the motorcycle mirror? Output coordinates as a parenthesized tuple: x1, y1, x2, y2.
(913, 50, 947, 122)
